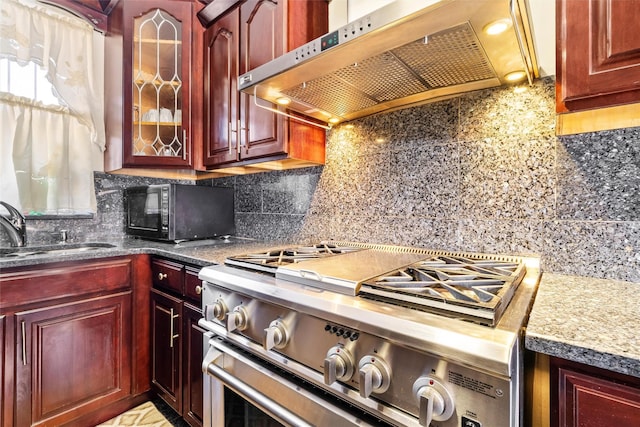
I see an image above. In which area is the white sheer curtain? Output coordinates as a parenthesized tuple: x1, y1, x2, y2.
(0, 0, 104, 215)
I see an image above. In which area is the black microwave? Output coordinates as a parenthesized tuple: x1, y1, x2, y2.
(125, 184, 235, 242)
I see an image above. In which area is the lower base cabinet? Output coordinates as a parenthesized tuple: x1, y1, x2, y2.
(551, 356, 640, 427)
(183, 302, 205, 426)
(1, 254, 206, 426)
(151, 258, 204, 427)
(151, 288, 183, 411)
(16, 293, 132, 426)
(0, 256, 151, 427)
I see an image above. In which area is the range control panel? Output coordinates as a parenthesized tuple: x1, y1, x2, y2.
(201, 282, 515, 426)
(324, 322, 360, 341)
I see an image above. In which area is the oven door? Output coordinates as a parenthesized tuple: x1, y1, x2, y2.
(202, 334, 388, 427)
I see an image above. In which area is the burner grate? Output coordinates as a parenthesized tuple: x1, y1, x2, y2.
(372, 257, 520, 304)
(224, 241, 533, 326)
(360, 255, 526, 326)
(225, 244, 363, 273)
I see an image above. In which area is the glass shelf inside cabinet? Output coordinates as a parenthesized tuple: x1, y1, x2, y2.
(132, 9, 184, 158)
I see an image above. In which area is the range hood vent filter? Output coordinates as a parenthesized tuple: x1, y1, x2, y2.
(395, 23, 496, 87)
(239, 0, 538, 124)
(281, 23, 495, 118)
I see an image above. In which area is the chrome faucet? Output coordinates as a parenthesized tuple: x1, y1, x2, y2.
(0, 201, 26, 247)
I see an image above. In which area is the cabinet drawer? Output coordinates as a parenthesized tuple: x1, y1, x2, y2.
(184, 266, 203, 305)
(152, 259, 184, 294)
(0, 258, 132, 311)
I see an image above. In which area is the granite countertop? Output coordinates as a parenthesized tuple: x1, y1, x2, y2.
(5, 241, 639, 381)
(0, 236, 293, 270)
(525, 272, 640, 379)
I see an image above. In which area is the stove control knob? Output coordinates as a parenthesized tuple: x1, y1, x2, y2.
(264, 320, 289, 351)
(412, 376, 455, 427)
(205, 298, 228, 322)
(323, 345, 354, 385)
(358, 356, 391, 398)
(227, 306, 248, 332)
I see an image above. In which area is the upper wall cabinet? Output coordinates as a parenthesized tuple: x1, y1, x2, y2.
(128, 5, 190, 165)
(204, 6, 239, 166)
(202, 0, 328, 171)
(105, 0, 205, 176)
(556, 0, 640, 135)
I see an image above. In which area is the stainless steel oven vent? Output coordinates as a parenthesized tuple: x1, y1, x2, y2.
(238, 0, 538, 125)
(394, 23, 496, 87)
(281, 23, 495, 117)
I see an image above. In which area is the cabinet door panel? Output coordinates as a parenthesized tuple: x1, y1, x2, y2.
(204, 8, 240, 166)
(183, 302, 204, 427)
(151, 288, 183, 413)
(240, 0, 285, 159)
(15, 293, 132, 426)
(558, 367, 640, 427)
(592, 1, 640, 71)
(0, 315, 8, 427)
(558, 0, 640, 111)
(122, 0, 193, 167)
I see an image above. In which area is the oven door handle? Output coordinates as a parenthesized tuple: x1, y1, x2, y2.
(202, 343, 224, 371)
(203, 341, 314, 427)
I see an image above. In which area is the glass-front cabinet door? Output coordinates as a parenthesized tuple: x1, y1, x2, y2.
(123, 1, 192, 168)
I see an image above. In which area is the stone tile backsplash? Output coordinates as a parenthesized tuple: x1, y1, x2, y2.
(556, 130, 640, 221)
(228, 77, 640, 282)
(3, 76, 638, 282)
(2, 174, 195, 247)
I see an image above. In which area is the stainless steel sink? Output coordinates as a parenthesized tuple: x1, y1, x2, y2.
(0, 242, 116, 258)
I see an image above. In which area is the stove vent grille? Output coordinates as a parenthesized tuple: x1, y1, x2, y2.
(281, 23, 495, 117)
(327, 241, 539, 267)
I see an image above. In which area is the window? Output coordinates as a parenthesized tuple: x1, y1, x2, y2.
(0, 0, 105, 216)
(0, 58, 63, 106)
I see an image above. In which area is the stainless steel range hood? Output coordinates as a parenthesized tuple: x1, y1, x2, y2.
(238, 0, 538, 126)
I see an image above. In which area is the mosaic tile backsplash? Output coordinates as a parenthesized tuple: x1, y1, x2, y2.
(3, 77, 638, 282)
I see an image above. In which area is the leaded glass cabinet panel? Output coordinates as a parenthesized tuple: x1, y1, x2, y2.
(120, 1, 193, 168)
(133, 9, 183, 157)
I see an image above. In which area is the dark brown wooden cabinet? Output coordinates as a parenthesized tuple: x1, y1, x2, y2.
(203, 0, 327, 170)
(238, 0, 286, 160)
(16, 293, 132, 426)
(204, 6, 240, 166)
(551, 356, 640, 427)
(151, 288, 183, 413)
(105, 0, 206, 173)
(0, 314, 7, 426)
(0, 256, 151, 427)
(151, 258, 204, 427)
(556, 0, 640, 134)
(183, 301, 205, 426)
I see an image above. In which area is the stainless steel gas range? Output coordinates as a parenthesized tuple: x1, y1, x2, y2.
(199, 242, 541, 427)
